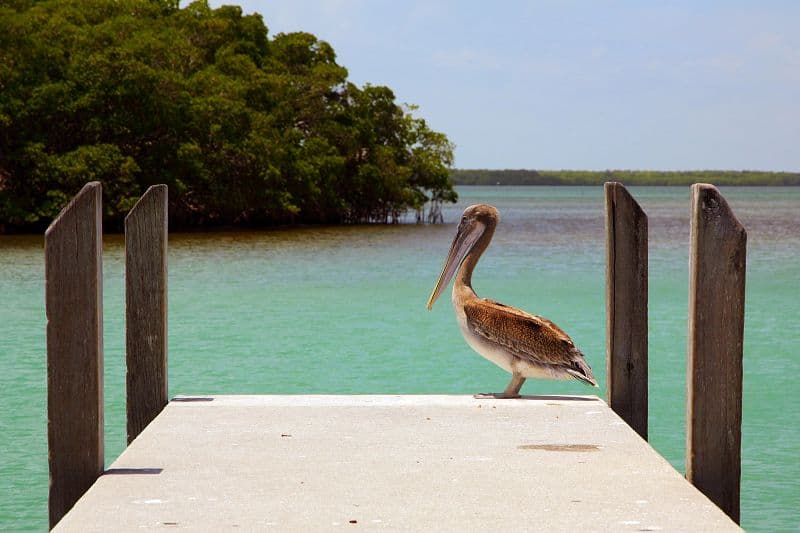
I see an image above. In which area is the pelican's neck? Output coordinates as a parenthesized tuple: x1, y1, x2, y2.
(453, 221, 496, 302)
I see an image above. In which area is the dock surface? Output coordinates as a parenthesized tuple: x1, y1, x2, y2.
(54, 395, 740, 531)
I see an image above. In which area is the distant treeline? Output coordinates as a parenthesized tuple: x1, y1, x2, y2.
(451, 169, 800, 186)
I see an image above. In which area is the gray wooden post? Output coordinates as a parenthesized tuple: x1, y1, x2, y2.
(125, 185, 169, 444)
(45, 182, 104, 529)
(604, 182, 648, 440)
(686, 183, 746, 523)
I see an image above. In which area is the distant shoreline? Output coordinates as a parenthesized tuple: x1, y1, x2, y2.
(450, 169, 800, 186)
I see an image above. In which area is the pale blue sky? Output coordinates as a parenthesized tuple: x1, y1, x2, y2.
(209, 1, 800, 171)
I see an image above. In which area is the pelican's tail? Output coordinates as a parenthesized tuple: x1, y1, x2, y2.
(566, 357, 599, 388)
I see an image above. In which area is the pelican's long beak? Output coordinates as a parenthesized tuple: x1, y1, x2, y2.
(426, 219, 485, 310)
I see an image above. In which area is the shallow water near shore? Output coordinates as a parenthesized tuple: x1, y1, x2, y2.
(1, 186, 798, 531)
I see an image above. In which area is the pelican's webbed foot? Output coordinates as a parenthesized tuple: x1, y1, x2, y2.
(473, 392, 520, 399)
(474, 374, 526, 399)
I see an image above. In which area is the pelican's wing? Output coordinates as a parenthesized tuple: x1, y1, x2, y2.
(463, 298, 582, 367)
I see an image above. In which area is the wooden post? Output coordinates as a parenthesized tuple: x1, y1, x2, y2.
(125, 185, 169, 444)
(686, 184, 746, 523)
(46, 182, 104, 529)
(604, 182, 648, 440)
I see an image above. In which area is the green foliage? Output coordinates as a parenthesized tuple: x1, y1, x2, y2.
(451, 169, 800, 186)
(0, 0, 456, 231)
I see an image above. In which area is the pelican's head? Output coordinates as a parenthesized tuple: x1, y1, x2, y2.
(426, 204, 499, 310)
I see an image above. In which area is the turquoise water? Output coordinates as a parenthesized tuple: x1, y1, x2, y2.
(1, 186, 798, 531)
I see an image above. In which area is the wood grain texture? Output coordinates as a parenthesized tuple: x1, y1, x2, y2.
(45, 182, 104, 529)
(686, 183, 746, 523)
(125, 185, 168, 444)
(604, 182, 648, 440)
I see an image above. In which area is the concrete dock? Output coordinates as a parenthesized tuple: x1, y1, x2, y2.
(54, 395, 740, 531)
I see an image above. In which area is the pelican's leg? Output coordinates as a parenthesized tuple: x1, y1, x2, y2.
(474, 374, 526, 399)
(503, 374, 526, 397)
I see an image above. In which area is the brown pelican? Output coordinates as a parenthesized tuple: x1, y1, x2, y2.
(427, 204, 597, 398)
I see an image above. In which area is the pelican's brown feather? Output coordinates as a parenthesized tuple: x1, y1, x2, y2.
(463, 298, 581, 367)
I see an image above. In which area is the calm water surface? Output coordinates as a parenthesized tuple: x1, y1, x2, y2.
(1, 186, 798, 531)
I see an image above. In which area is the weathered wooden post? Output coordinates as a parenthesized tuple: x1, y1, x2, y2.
(125, 185, 169, 444)
(686, 183, 746, 523)
(46, 182, 104, 529)
(604, 182, 648, 440)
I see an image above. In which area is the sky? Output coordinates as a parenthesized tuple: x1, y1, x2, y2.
(208, 1, 800, 171)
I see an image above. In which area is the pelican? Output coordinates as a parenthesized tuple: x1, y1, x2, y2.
(427, 204, 597, 398)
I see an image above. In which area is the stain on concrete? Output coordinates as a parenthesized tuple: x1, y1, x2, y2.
(518, 444, 600, 452)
